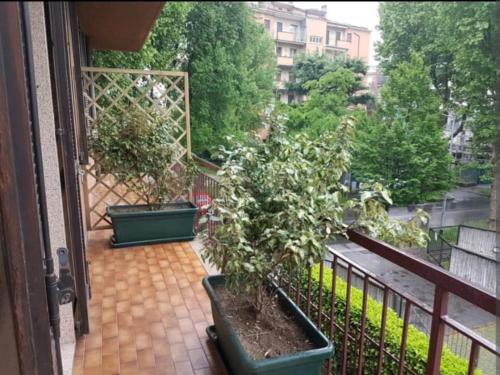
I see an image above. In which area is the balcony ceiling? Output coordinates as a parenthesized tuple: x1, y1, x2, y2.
(76, 2, 165, 52)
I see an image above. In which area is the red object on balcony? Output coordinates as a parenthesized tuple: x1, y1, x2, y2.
(194, 193, 212, 211)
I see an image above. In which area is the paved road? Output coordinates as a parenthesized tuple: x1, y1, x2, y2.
(387, 185, 490, 227)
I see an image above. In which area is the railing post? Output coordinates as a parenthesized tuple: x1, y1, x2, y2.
(426, 286, 449, 375)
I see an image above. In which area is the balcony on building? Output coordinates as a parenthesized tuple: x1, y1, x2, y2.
(277, 55, 294, 66)
(276, 30, 306, 44)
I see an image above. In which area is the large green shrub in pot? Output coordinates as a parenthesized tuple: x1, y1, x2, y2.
(201, 116, 429, 313)
(90, 108, 197, 207)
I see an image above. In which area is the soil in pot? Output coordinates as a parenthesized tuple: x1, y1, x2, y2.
(214, 285, 316, 360)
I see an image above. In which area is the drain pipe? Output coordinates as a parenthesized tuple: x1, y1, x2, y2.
(21, 3, 64, 374)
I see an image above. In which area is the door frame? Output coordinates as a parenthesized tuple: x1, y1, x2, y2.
(45, 2, 90, 336)
(0, 3, 56, 374)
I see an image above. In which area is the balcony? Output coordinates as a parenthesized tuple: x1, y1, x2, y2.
(276, 31, 306, 44)
(72, 230, 225, 375)
(277, 55, 294, 66)
(325, 40, 350, 51)
(77, 68, 499, 375)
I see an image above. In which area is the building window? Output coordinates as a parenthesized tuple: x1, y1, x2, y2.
(336, 31, 342, 41)
(264, 19, 270, 31)
(276, 46, 282, 56)
(290, 48, 297, 57)
(288, 94, 294, 104)
(326, 31, 330, 45)
(276, 72, 281, 81)
(309, 35, 322, 43)
(277, 22, 283, 32)
(347, 33, 352, 42)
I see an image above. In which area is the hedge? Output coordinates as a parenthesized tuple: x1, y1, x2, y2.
(298, 265, 479, 375)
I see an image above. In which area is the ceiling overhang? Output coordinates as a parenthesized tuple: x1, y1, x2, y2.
(76, 2, 165, 52)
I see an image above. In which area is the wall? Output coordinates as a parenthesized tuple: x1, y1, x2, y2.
(27, 3, 76, 374)
(305, 16, 326, 54)
(345, 29, 370, 63)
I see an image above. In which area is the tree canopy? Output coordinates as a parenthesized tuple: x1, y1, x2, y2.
(287, 53, 367, 93)
(377, 2, 496, 151)
(185, 2, 276, 158)
(282, 54, 372, 138)
(352, 54, 453, 204)
(376, 1, 496, 220)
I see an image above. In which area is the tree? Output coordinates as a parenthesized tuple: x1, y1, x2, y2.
(377, 1, 497, 223)
(352, 55, 453, 205)
(283, 63, 373, 138)
(288, 54, 371, 104)
(284, 68, 356, 137)
(185, 2, 275, 158)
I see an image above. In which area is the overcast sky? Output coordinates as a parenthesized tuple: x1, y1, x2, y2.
(293, 1, 381, 68)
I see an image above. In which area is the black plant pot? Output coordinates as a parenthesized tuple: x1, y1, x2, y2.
(107, 202, 198, 248)
(202, 275, 333, 375)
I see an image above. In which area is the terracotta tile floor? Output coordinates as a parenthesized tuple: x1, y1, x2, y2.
(72, 230, 226, 375)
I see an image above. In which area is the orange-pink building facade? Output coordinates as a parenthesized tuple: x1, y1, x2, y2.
(249, 2, 371, 103)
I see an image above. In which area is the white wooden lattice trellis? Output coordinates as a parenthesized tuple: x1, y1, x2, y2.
(81, 67, 191, 230)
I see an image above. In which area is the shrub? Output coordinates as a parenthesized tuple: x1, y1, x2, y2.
(202, 117, 429, 313)
(90, 107, 197, 206)
(300, 265, 478, 374)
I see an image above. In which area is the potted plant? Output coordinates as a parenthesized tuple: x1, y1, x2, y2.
(200, 118, 429, 374)
(90, 108, 198, 247)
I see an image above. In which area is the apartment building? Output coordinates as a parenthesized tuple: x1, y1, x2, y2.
(249, 1, 371, 103)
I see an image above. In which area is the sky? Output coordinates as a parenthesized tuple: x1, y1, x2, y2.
(293, 1, 381, 69)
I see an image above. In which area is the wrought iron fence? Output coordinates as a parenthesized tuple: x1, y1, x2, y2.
(192, 170, 220, 237)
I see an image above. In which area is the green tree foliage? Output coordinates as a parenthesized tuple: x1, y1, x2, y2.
(90, 108, 197, 206)
(92, 2, 275, 159)
(377, 1, 496, 221)
(288, 53, 367, 93)
(352, 55, 453, 205)
(185, 2, 276, 158)
(283, 67, 368, 138)
(377, 2, 496, 154)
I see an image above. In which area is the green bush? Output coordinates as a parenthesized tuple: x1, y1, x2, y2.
(299, 265, 478, 374)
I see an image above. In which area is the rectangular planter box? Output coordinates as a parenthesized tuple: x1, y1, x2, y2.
(203, 275, 333, 375)
(107, 202, 198, 248)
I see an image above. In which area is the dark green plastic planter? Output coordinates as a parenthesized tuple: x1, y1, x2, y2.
(202, 275, 333, 375)
(107, 202, 198, 248)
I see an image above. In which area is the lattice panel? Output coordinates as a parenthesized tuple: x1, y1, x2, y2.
(81, 67, 191, 230)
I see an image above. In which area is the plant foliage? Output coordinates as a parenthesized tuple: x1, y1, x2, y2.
(90, 108, 197, 206)
(352, 54, 453, 205)
(202, 117, 429, 312)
